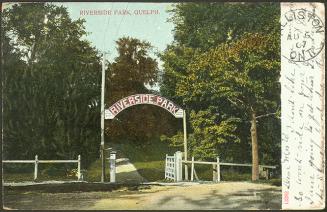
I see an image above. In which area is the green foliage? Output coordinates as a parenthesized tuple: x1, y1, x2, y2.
(86, 138, 178, 182)
(188, 109, 241, 160)
(105, 37, 179, 143)
(179, 33, 280, 163)
(111, 37, 158, 87)
(160, 3, 281, 165)
(159, 46, 197, 105)
(168, 2, 280, 50)
(182, 33, 280, 115)
(160, 131, 184, 147)
(2, 3, 101, 166)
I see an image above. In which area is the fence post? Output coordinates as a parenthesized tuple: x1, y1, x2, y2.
(175, 151, 183, 182)
(173, 153, 177, 182)
(110, 152, 116, 183)
(34, 155, 38, 181)
(191, 156, 194, 181)
(217, 157, 220, 182)
(266, 168, 269, 180)
(77, 155, 81, 181)
(165, 154, 168, 179)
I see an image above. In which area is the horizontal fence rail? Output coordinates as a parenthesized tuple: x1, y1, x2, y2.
(2, 160, 36, 163)
(182, 160, 276, 169)
(183, 157, 277, 182)
(3, 160, 79, 163)
(3, 155, 82, 181)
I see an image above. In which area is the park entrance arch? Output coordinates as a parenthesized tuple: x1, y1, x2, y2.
(104, 93, 188, 180)
(105, 94, 184, 119)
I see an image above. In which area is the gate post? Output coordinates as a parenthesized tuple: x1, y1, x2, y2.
(175, 151, 183, 182)
(183, 110, 188, 180)
(217, 157, 221, 182)
(165, 154, 168, 179)
(191, 156, 194, 181)
(34, 155, 38, 181)
(77, 155, 81, 181)
(110, 152, 116, 183)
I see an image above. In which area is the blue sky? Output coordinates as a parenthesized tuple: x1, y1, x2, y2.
(3, 2, 175, 90)
(56, 2, 175, 64)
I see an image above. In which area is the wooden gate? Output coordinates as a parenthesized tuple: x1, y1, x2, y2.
(165, 154, 176, 181)
(165, 151, 183, 182)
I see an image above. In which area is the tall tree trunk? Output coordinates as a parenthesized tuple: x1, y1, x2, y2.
(251, 111, 259, 181)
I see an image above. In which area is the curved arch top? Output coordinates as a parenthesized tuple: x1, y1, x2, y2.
(105, 94, 184, 119)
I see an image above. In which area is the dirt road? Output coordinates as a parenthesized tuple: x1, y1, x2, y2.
(115, 158, 146, 183)
(4, 182, 281, 210)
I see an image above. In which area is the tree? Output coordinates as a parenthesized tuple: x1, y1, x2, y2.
(169, 2, 280, 50)
(2, 3, 101, 166)
(160, 2, 281, 180)
(178, 33, 280, 180)
(105, 37, 177, 143)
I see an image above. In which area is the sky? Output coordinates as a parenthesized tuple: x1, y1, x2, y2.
(3, 2, 176, 90)
(57, 2, 176, 90)
(56, 2, 175, 64)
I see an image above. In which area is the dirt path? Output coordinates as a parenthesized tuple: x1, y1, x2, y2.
(115, 158, 146, 183)
(4, 182, 281, 210)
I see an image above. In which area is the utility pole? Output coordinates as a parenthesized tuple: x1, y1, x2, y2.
(101, 52, 106, 182)
(183, 110, 188, 180)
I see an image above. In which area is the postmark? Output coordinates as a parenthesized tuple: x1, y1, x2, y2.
(281, 8, 325, 62)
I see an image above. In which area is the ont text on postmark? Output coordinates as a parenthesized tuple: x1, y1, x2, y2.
(281, 8, 325, 63)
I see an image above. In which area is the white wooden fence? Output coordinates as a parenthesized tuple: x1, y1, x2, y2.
(183, 157, 277, 182)
(2, 155, 82, 181)
(165, 151, 277, 182)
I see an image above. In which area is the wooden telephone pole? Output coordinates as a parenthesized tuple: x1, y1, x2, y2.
(101, 52, 106, 182)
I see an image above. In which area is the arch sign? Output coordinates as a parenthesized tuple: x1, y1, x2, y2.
(104, 93, 189, 180)
(105, 94, 184, 119)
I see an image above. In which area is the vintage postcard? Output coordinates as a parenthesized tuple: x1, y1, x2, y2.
(1, 1, 325, 210)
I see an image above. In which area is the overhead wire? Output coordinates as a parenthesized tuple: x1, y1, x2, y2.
(101, 2, 114, 53)
(114, 2, 129, 39)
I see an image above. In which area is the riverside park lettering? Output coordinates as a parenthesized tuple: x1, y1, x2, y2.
(105, 94, 184, 119)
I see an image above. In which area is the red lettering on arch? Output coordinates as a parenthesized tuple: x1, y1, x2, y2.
(128, 96, 135, 105)
(135, 95, 141, 104)
(116, 100, 124, 110)
(156, 96, 163, 105)
(161, 99, 168, 108)
(149, 94, 155, 104)
(166, 102, 174, 112)
(171, 105, 179, 114)
(123, 98, 129, 107)
(107, 94, 183, 118)
(142, 94, 148, 103)
(109, 106, 119, 115)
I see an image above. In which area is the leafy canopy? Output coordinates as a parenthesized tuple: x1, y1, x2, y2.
(3, 3, 101, 166)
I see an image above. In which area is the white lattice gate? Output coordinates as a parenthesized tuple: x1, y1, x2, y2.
(165, 151, 183, 182)
(165, 154, 176, 180)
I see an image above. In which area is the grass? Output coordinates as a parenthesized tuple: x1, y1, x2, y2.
(3, 163, 80, 182)
(3, 170, 78, 183)
(3, 138, 281, 185)
(110, 138, 179, 182)
(85, 159, 103, 182)
(185, 163, 253, 182)
(4, 174, 78, 182)
(75, 138, 178, 182)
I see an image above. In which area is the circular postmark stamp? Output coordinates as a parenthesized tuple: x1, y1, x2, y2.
(281, 8, 325, 62)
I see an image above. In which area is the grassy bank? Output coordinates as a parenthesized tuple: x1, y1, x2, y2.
(3, 163, 78, 182)
(3, 138, 281, 186)
(111, 138, 179, 182)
